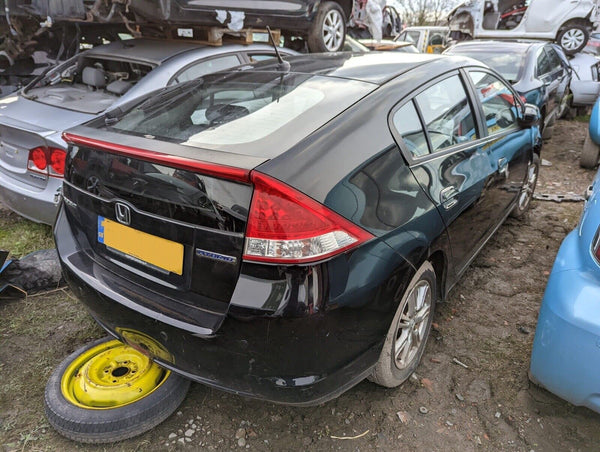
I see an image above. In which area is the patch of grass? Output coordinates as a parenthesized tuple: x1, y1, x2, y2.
(574, 114, 591, 123)
(0, 207, 53, 258)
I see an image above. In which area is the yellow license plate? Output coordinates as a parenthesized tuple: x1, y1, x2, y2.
(98, 216, 183, 275)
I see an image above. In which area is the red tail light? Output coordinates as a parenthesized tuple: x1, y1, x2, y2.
(27, 147, 66, 177)
(243, 172, 374, 264)
(49, 148, 66, 176)
(594, 230, 600, 262)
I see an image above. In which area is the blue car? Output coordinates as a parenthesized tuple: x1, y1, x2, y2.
(530, 126, 600, 413)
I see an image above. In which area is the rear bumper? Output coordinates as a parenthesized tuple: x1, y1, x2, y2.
(55, 206, 407, 405)
(0, 171, 61, 224)
(530, 232, 600, 414)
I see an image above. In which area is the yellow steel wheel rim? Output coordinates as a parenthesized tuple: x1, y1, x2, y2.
(61, 339, 169, 409)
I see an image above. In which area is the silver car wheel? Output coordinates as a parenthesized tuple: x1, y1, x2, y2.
(322, 10, 344, 51)
(561, 28, 585, 51)
(394, 280, 431, 370)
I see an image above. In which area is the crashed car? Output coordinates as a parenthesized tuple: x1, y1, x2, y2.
(529, 126, 600, 412)
(569, 52, 600, 112)
(448, 0, 600, 55)
(48, 51, 541, 443)
(0, 38, 296, 225)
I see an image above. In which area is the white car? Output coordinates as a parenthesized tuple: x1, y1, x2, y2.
(569, 52, 600, 109)
(448, 0, 600, 55)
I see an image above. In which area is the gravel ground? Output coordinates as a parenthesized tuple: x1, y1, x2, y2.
(1, 119, 599, 451)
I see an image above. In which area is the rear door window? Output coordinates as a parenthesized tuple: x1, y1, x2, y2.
(414, 74, 478, 152)
(391, 101, 429, 157)
(468, 71, 518, 135)
(536, 49, 552, 77)
(545, 47, 563, 72)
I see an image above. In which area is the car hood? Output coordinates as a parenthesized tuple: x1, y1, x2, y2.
(0, 93, 95, 145)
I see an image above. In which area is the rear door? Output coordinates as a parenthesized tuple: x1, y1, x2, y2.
(391, 71, 497, 273)
(535, 46, 559, 124)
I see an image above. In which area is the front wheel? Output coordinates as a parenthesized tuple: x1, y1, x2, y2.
(580, 132, 600, 169)
(45, 337, 190, 444)
(511, 154, 539, 218)
(307, 1, 347, 52)
(557, 23, 589, 55)
(369, 261, 436, 388)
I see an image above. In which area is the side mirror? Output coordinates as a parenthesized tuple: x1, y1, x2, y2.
(518, 103, 540, 128)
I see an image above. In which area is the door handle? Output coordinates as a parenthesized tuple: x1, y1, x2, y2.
(498, 157, 509, 178)
(440, 186, 458, 210)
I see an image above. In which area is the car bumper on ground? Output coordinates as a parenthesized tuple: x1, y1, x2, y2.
(530, 230, 600, 414)
(54, 206, 408, 405)
(0, 171, 61, 224)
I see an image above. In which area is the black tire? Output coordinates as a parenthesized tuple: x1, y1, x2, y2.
(511, 154, 540, 218)
(369, 262, 436, 388)
(307, 1, 347, 52)
(557, 22, 590, 55)
(580, 132, 600, 169)
(45, 337, 190, 444)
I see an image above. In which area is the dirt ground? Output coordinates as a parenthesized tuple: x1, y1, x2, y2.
(1, 119, 599, 451)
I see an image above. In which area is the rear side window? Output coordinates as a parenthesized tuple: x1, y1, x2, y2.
(536, 49, 552, 77)
(545, 47, 563, 72)
(414, 75, 478, 152)
(172, 54, 241, 84)
(469, 71, 518, 135)
(392, 101, 429, 157)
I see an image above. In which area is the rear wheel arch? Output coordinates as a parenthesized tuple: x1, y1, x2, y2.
(332, 0, 353, 21)
(427, 250, 447, 303)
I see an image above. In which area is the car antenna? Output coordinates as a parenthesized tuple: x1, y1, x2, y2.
(266, 26, 290, 72)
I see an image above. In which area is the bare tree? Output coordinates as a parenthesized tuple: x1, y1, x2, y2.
(401, 0, 456, 26)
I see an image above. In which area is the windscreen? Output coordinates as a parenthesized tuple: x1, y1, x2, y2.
(107, 70, 375, 158)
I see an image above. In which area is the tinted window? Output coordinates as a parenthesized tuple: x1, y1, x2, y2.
(536, 50, 552, 77)
(414, 75, 478, 152)
(445, 49, 525, 83)
(392, 101, 429, 157)
(173, 55, 241, 84)
(469, 71, 518, 135)
(109, 72, 375, 158)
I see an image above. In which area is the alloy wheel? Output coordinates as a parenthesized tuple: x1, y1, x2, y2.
(394, 280, 432, 370)
(322, 10, 344, 51)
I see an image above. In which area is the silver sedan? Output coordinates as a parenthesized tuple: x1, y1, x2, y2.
(0, 38, 296, 224)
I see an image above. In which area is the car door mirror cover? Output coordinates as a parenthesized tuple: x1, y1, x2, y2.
(519, 103, 541, 128)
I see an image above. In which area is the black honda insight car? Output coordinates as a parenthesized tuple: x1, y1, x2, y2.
(55, 52, 541, 406)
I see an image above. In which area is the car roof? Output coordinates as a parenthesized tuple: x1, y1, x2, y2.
(85, 38, 250, 65)
(245, 52, 469, 85)
(447, 39, 542, 54)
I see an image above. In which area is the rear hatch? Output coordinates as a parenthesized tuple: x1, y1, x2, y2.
(62, 135, 256, 328)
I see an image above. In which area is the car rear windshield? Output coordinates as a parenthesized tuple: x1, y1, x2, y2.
(25, 55, 154, 114)
(448, 51, 526, 83)
(106, 70, 375, 158)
